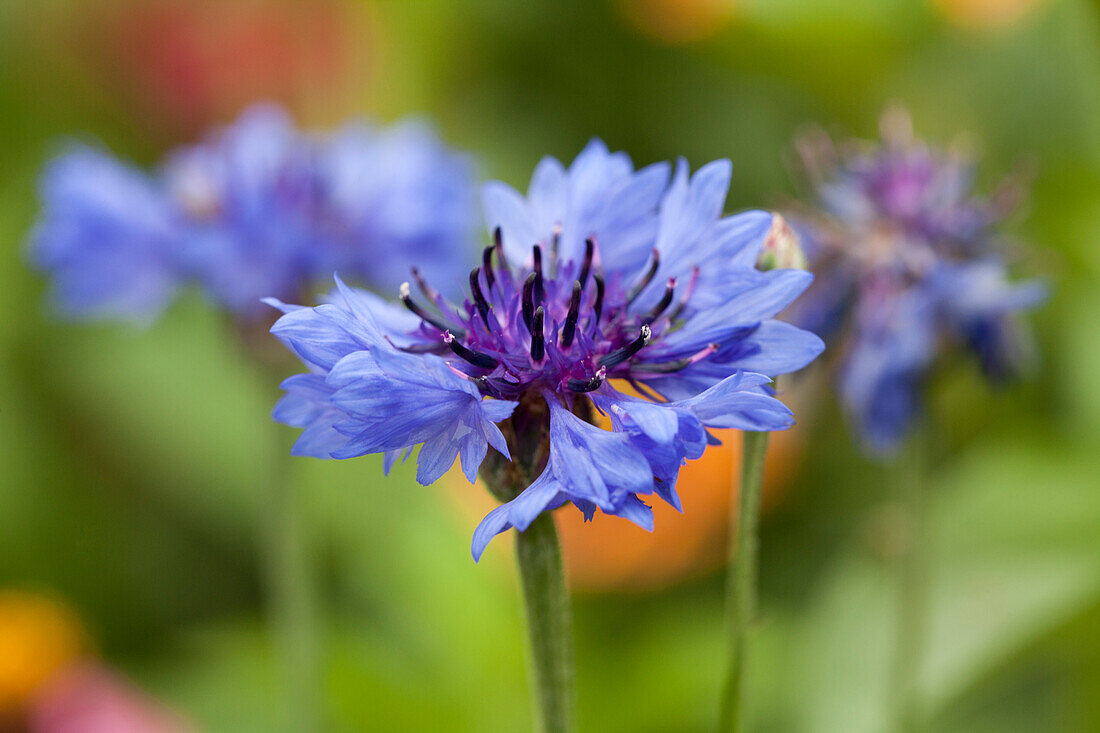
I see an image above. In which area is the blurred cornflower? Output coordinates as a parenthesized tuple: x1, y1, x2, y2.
(268, 139, 824, 559)
(30, 104, 476, 322)
(789, 109, 1046, 453)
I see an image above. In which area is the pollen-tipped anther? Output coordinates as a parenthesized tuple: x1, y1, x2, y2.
(599, 324, 651, 368)
(567, 365, 606, 393)
(400, 281, 461, 335)
(443, 329, 499, 369)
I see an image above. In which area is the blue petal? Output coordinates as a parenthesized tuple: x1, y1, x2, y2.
(325, 350, 517, 482)
(269, 305, 370, 372)
(648, 270, 814, 360)
(594, 392, 706, 505)
(724, 319, 826, 376)
(609, 495, 655, 531)
(546, 399, 652, 508)
(676, 373, 795, 432)
(651, 158, 733, 279)
(471, 470, 567, 561)
(527, 156, 568, 230)
(483, 181, 538, 266)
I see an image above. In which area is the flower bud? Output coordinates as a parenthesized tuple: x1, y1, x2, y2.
(757, 214, 807, 271)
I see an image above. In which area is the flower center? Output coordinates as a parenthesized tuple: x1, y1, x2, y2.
(397, 228, 710, 400)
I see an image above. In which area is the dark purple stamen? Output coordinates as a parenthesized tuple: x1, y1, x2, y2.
(599, 324, 652, 368)
(591, 273, 605, 328)
(642, 278, 677, 325)
(668, 266, 699, 322)
(626, 248, 660, 304)
(578, 238, 595, 290)
(532, 245, 545, 304)
(632, 343, 718, 374)
(444, 330, 498, 369)
(492, 226, 506, 266)
(469, 268, 493, 329)
(560, 280, 583, 348)
(481, 246, 496, 290)
(567, 366, 607, 393)
(410, 267, 441, 304)
(400, 282, 462, 336)
(530, 306, 545, 361)
(522, 272, 537, 332)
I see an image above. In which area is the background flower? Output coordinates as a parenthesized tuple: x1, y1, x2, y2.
(31, 104, 478, 322)
(789, 110, 1045, 453)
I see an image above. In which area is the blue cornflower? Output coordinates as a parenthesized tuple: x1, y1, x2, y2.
(30, 104, 477, 322)
(269, 140, 824, 559)
(30, 147, 185, 322)
(789, 110, 1045, 453)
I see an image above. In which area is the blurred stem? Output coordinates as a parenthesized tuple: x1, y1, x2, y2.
(239, 325, 323, 732)
(515, 512, 576, 733)
(889, 434, 929, 733)
(718, 430, 769, 732)
(266, 417, 322, 732)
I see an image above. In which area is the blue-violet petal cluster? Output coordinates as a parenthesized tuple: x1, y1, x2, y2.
(30, 104, 476, 321)
(789, 110, 1045, 453)
(269, 140, 824, 559)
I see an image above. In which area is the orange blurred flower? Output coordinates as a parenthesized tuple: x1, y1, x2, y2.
(615, 0, 735, 45)
(0, 591, 87, 716)
(932, 0, 1048, 29)
(556, 426, 801, 591)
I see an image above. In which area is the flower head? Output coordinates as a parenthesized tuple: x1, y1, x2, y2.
(30, 104, 477, 322)
(270, 140, 823, 559)
(789, 110, 1045, 453)
(30, 147, 184, 322)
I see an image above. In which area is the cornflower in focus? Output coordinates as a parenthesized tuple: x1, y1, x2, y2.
(30, 104, 476, 322)
(789, 110, 1046, 453)
(268, 139, 824, 559)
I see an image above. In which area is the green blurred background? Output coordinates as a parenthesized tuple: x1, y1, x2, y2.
(2, 0, 1099, 730)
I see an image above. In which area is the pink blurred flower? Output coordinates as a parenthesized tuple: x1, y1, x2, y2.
(74, 0, 373, 139)
(28, 663, 192, 733)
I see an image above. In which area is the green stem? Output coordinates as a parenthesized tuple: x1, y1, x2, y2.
(265, 428, 323, 732)
(515, 512, 576, 733)
(889, 438, 929, 733)
(718, 430, 769, 733)
(480, 407, 574, 733)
